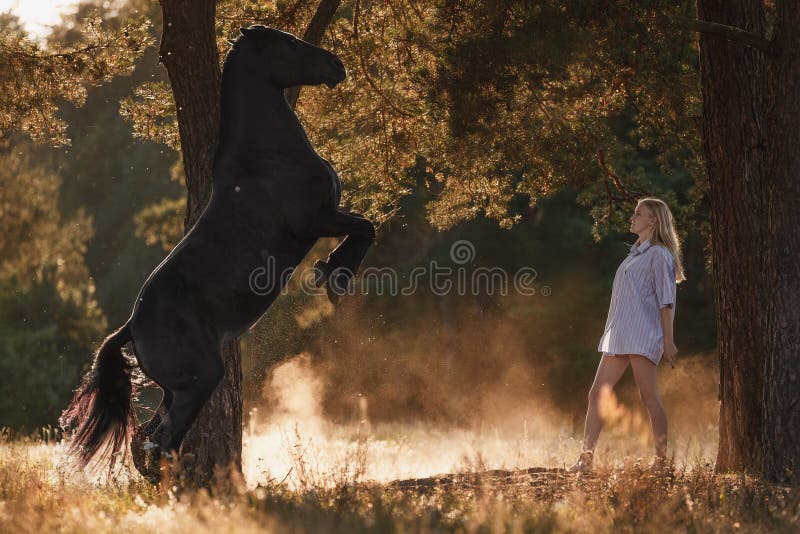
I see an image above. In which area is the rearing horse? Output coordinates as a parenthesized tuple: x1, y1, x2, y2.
(59, 25, 375, 478)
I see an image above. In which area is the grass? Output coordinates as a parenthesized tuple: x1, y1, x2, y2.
(1, 423, 798, 533)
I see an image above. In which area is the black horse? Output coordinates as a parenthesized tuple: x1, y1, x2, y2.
(59, 25, 375, 478)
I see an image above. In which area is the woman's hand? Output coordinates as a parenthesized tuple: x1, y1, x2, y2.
(663, 340, 678, 368)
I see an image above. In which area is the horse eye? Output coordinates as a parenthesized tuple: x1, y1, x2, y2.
(288, 36, 297, 45)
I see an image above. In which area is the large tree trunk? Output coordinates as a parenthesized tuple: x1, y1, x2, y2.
(696, 0, 769, 474)
(762, 0, 800, 484)
(158, 0, 242, 486)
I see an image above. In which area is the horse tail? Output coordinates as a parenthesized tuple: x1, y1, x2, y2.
(59, 321, 138, 474)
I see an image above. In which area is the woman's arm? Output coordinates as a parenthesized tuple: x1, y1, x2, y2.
(660, 305, 674, 343)
(660, 304, 678, 367)
(653, 248, 678, 366)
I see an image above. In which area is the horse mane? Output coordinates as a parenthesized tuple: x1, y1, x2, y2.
(221, 26, 270, 81)
(225, 24, 269, 48)
(217, 25, 292, 160)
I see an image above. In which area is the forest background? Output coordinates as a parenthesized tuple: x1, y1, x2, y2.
(0, 0, 715, 451)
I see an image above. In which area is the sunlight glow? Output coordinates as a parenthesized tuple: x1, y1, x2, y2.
(0, 0, 84, 40)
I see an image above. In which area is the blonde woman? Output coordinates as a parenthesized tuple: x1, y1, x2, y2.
(570, 198, 686, 473)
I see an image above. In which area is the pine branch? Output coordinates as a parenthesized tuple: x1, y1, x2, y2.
(679, 17, 772, 54)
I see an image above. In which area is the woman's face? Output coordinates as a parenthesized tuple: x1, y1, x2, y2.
(629, 203, 656, 236)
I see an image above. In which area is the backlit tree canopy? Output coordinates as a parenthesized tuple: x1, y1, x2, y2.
(113, 0, 704, 241)
(0, 8, 152, 146)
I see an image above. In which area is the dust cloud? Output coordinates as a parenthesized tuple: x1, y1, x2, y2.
(243, 349, 719, 489)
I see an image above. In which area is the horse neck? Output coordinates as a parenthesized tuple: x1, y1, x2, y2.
(218, 57, 310, 153)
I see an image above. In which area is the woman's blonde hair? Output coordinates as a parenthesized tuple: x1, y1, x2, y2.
(637, 197, 686, 283)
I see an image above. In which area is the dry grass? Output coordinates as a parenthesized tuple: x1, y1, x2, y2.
(1, 425, 798, 534)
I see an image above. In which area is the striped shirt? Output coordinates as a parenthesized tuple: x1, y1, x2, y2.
(597, 238, 677, 365)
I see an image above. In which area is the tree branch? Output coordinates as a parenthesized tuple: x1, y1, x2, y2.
(679, 17, 772, 54)
(351, 0, 415, 118)
(596, 149, 643, 203)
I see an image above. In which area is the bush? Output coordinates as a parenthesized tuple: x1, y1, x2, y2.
(0, 275, 105, 430)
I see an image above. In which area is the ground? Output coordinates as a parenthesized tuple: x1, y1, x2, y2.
(1, 426, 798, 533)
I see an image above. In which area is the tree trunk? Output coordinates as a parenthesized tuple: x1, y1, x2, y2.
(158, 0, 242, 486)
(697, 0, 769, 474)
(158, 0, 220, 228)
(762, 0, 800, 484)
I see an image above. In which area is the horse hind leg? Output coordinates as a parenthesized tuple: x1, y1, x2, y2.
(148, 353, 224, 458)
(129, 316, 223, 483)
(145, 389, 174, 435)
(134, 362, 221, 486)
(132, 389, 173, 481)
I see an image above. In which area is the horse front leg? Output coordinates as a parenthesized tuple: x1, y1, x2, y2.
(289, 208, 375, 305)
(314, 232, 374, 303)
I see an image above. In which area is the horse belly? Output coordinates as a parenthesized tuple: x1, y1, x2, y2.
(214, 245, 313, 340)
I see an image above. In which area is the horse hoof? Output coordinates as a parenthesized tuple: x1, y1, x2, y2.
(326, 288, 339, 306)
(313, 260, 330, 288)
(131, 429, 147, 475)
(325, 280, 342, 307)
(143, 440, 174, 460)
(137, 440, 164, 484)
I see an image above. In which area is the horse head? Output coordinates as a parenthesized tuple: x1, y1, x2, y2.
(229, 25, 346, 89)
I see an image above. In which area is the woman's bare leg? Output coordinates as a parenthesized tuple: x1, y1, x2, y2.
(629, 354, 668, 459)
(580, 354, 630, 453)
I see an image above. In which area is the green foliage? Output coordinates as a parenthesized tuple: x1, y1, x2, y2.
(118, 0, 705, 243)
(0, 1, 716, 430)
(0, 149, 99, 307)
(301, 0, 702, 233)
(119, 81, 180, 151)
(0, 2, 177, 325)
(0, 149, 106, 429)
(0, 7, 152, 146)
(43, 2, 185, 324)
(0, 275, 104, 429)
(426, 1, 700, 232)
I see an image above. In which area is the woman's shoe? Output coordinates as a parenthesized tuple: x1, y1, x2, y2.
(568, 450, 594, 473)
